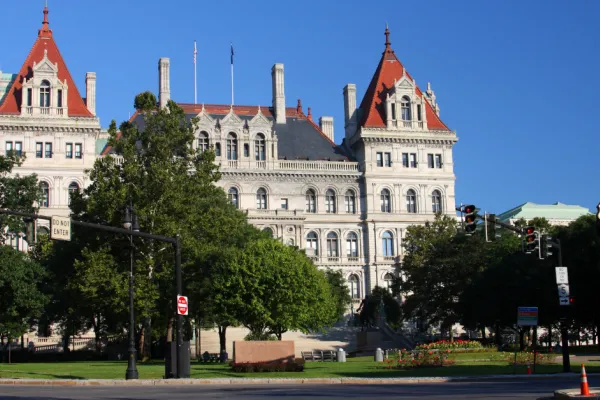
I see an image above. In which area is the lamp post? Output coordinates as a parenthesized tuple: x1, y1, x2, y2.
(123, 204, 140, 380)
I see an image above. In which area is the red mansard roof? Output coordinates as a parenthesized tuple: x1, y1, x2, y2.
(0, 6, 93, 117)
(358, 27, 450, 131)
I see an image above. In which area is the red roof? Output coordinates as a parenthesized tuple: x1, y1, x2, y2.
(358, 27, 450, 131)
(0, 6, 93, 117)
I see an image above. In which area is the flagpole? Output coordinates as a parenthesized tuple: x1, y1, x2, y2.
(230, 42, 234, 106)
(194, 40, 197, 105)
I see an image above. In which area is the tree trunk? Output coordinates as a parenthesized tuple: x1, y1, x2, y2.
(138, 326, 145, 361)
(495, 323, 502, 346)
(194, 326, 200, 359)
(519, 329, 525, 351)
(166, 315, 174, 342)
(218, 325, 227, 354)
(449, 326, 454, 342)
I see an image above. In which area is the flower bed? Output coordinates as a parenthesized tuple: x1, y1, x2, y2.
(497, 351, 555, 365)
(415, 340, 491, 353)
(381, 350, 456, 370)
(230, 358, 305, 373)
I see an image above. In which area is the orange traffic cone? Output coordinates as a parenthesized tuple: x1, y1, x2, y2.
(581, 363, 590, 396)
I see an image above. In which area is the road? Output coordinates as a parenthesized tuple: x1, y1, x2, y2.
(0, 377, 593, 400)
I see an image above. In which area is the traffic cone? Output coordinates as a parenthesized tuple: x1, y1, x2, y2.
(527, 363, 531, 375)
(581, 363, 590, 396)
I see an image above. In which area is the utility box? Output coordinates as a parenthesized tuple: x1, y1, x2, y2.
(164, 341, 191, 379)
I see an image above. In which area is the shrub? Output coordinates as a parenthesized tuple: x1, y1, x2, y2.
(230, 358, 305, 373)
(381, 350, 455, 370)
(243, 332, 277, 341)
(415, 340, 485, 352)
(499, 351, 555, 365)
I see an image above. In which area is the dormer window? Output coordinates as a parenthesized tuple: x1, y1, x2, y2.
(40, 80, 51, 107)
(391, 103, 396, 120)
(27, 89, 33, 107)
(401, 96, 411, 120)
(57, 89, 63, 108)
(417, 104, 422, 121)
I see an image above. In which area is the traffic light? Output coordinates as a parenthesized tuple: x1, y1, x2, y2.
(569, 296, 575, 305)
(540, 235, 553, 258)
(464, 205, 477, 234)
(524, 226, 538, 253)
(23, 217, 35, 245)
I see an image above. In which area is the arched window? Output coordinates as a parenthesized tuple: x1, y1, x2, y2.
(326, 232, 339, 257)
(432, 190, 442, 213)
(287, 238, 295, 246)
(255, 133, 266, 161)
(198, 131, 209, 152)
(215, 143, 221, 157)
(38, 226, 50, 236)
(325, 189, 336, 213)
(384, 273, 394, 291)
(226, 132, 238, 160)
(228, 187, 239, 209)
(344, 190, 356, 214)
(401, 96, 411, 121)
(382, 231, 394, 256)
(39, 182, 50, 207)
(406, 189, 417, 213)
(346, 232, 358, 257)
(380, 189, 391, 213)
(40, 80, 51, 108)
(68, 182, 80, 206)
(349, 274, 360, 299)
(263, 227, 274, 237)
(305, 189, 316, 213)
(306, 231, 319, 256)
(256, 187, 267, 209)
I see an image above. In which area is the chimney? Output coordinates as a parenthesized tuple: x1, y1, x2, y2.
(85, 72, 96, 116)
(319, 116, 334, 142)
(271, 63, 286, 124)
(343, 83, 357, 139)
(159, 58, 171, 108)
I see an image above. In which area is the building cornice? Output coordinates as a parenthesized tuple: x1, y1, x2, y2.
(221, 171, 361, 183)
(0, 116, 101, 134)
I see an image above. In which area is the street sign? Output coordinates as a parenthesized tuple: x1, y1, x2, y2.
(559, 297, 570, 306)
(517, 306, 538, 326)
(555, 267, 569, 284)
(177, 295, 188, 316)
(50, 216, 71, 241)
(557, 284, 570, 298)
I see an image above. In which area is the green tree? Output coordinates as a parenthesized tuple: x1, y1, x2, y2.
(324, 269, 352, 323)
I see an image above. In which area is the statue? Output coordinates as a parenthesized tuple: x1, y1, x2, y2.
(356, 295, 376, 331)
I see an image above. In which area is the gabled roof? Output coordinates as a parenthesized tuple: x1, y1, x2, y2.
(0, 6, 93, 117)
(497, 202, 591, 222)
(358, 26, 450, 131)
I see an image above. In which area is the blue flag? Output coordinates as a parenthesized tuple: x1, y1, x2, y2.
(230, 43, 234, 65)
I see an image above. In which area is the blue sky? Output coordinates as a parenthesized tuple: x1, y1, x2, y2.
(1, 0, 598, 214)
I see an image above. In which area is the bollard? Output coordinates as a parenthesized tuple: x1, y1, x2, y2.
(337, 348, 346, 363)
(384, 349, 389, 360)
(375, 348, 383, 362)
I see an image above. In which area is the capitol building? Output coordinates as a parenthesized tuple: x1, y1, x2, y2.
(2, 7, 458, 303)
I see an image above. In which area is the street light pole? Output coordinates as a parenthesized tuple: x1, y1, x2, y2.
(124, 204, 139, 380)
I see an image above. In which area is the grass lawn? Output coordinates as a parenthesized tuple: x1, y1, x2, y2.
(0, 353, 598, 380)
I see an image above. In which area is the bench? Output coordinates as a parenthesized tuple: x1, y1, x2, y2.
(200, 352, 222, 362)
(301, 350, 337, 361)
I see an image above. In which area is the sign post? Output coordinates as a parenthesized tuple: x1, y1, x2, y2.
(177, 295, 188, 316)
(50, 216, 71, 241)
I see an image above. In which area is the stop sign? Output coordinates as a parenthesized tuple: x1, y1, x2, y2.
(177, 295, 188, 316)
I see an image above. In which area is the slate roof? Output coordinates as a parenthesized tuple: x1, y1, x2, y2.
(0, 6, 93, 117)
(102, 103, 351, 161)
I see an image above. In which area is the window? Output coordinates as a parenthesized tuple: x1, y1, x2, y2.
(325, 189, 336, 213)
(36, 142, 43, 158)
(228, 187, 239, 209)
(226, 133, 238, 160)
(346, 232, 358, 257)
(435, 154, 442, 169)
(39, 182, 50, 207)
(45, 142, 53, 158)
(263, 227, 274, 237)
(280, 198, 288, 210)
(57, 89, 63, 108)
(244, 143, 249, 157)
(406, 189, 417, 213)
(402, 153, 408, 168)
(66, 143, 73, 158)
(5, 141, 12, 156)
(401, 96, 411, 120)
(14, 141, 22, 157)
(380, 189, 391, 213)
(384, 273, 394, 291)
(409, 153, 417, 168)
(198, 132, 209, 152)
(432, 190, 442, 213)
(287, 238, 295, 246)
(417, 104, 422, 121)
(75, 143, 82, 159)
(376, 152, 383, 167)
(427, 154, 434, 168)
(384, 152, 391, 167)
(68, 182, 79, 206)
(382, 231, 394, 256)
(26, 88, 32, 107)
(349, 274, 360, 299)
(391, 103, 396, 120)
(344, 190, 356, 214)
(305, 189, 316, 213)
(215, 143, 221, 157)
(256, 187, 267, 209)
(255, 133, 266, 161)
(40, 80, 51, 107)
(306, 231, 319, 256)
(326, 232, 339, 257)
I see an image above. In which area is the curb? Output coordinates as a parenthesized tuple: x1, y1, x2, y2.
(554, 389, 600, 399)
(0, 373, 589, 386)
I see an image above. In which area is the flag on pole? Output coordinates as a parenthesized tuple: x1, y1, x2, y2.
(230, 43, 234, 65)
(194, 40, 197, 64)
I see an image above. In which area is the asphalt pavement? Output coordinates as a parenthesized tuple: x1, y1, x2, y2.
(0, 377, 594, 400)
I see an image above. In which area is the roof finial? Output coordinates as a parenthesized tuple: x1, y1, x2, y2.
(384, 23, 391, 50)
(38, 1, 52, 38)
(307, 107, 312, 121)
(296, 99, 303, 115)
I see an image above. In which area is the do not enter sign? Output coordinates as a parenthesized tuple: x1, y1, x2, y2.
(177, 295, 188, 316)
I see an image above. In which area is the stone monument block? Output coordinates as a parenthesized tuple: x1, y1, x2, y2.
(233, 340, 295, 364)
